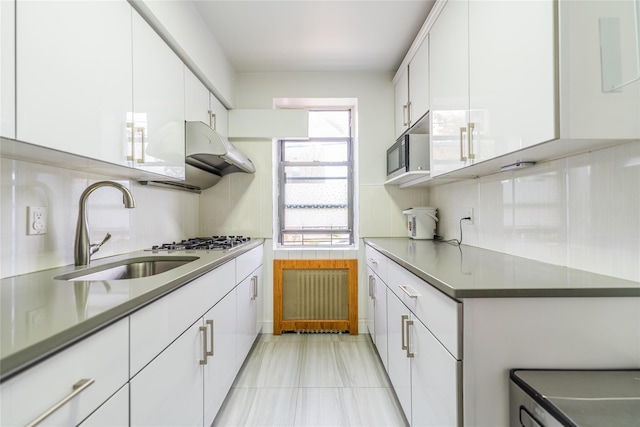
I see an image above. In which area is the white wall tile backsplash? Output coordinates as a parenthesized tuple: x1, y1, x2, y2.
(0, 158, 199, 278)
(430, 140, 640, 282)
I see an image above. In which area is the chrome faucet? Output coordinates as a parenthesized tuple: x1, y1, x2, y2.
(74, 181, 136, 266)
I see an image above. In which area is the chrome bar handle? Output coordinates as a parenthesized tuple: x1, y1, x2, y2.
(371, 275, 376, 299)
(367, 257, 378, 265)
(402, 104, 409, 127)
(406, 101, 412, 126)
(459, 127, 467, 161)
(401, 314, 409, 350)
(26, 378, 95, 427)
(467, 122, 475, 160)
(136, 126, 146, 164)
(406, 319, 415, 358)
(206, 319, 214, 357)
(199, 326, 208, 365)
(398, 285, 421, 299)
(254, 275, 259, 299)
(127, 122, 135, 161)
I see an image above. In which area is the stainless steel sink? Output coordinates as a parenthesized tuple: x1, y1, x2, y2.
(55, 256, 199, 281)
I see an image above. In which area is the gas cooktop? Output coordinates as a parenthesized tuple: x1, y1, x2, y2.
(149, 236, 251, 251)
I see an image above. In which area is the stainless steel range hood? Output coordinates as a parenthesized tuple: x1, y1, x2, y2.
(141, 121, 255, 192)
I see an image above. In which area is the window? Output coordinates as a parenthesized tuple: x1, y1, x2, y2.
(277, 109, 354, 247)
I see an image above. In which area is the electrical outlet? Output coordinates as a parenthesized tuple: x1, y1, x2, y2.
(27, 206, 47, 235)
(465, 207, 474, 225)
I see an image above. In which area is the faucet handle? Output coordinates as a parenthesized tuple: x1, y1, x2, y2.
(90, 232, 112, 256)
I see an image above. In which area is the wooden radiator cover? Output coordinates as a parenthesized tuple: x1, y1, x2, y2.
(273, 259, 358, 335)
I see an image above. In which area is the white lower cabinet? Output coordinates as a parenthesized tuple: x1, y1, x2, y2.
(366, 267, 388, 370)
(0, 318, 129, 426)
(130, 246, 264, 426)
(366, 268, 376, 340)
(203, 290, 238, 425)
(387, 289, 461, 427)
(387, 289, 413, 420)
(410, 316, 460, 427)
(79, 384, 129, 427)
(130, 320, 204, 427)
(236, 266, 263, 370)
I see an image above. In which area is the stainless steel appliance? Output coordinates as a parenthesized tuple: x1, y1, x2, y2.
(149, 236, 251, 251)
(510, 369, 640, 427)
(141, 121, 256, 192)
(386, 132, 430, 180)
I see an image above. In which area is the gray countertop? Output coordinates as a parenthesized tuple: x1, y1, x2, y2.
(0, 240, 263, 382)
(364, 238, 640, 299)
(511, 370, 640, 427)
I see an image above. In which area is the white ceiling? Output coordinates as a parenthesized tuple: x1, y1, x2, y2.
(192, 0, 436, 73)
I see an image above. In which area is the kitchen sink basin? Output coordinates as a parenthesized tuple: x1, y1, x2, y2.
(55, 256, 199, 281)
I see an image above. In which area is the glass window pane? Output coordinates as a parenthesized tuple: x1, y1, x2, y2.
(284, 206, 348, 229)
(282, 232, 352, 246)
(283, 140, 348, 162)
(308, 110, 350, 138)
(284, 166, 348, 207)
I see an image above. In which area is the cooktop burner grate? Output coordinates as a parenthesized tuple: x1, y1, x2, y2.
(150, 236, 251, 251)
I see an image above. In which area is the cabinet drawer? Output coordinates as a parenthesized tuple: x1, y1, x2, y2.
(365, 245, 388, 284)
(387, 260, 462, 359)
(236, 245, 263, 283)
(130, 260, 235, 376)
(79, 384, 129, 426)
(0, 318, 128, 426)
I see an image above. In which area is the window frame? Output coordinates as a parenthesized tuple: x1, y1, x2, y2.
(276, 109, 355, 248)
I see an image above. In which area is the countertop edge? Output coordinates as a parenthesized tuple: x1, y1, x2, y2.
(0, 240, 264, 382)
(364, 239, 640, 298)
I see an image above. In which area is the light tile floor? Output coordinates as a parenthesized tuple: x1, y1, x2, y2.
(213, 333, 409, 427)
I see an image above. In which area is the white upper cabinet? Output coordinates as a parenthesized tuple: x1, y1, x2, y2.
(1, 0, 15, 139)
(209, 93, 229, 138)
(394, 67, 410, 139)
(468, 0, 556, 161)
(430, 0, 556, 177)
(560, 0, 640, 139)
(429, 0, 470, 176)
(185, 66, 211, 124)
(394, 37, 430, 140)
(409, 36, 430, 128)
(16, 0, 132, 165)
(132, 11, 185, 179)
(184, 66, 230, 137)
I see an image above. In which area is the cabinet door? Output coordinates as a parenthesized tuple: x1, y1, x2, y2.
(132, 11, 185, 179)
(209, 93, 229, 138)
(561, 0, 640, 139)
(236, 267, 261, 366)
(203, 290, 238, 425)
(409, 36, 430, 125)
(386, 289, 412, 421)
(429, 0, 470, 176)
(0, 319, 128, 426)
(79, 384, 129, 427)
(129, 261, 235, 376)
(16, 0, 132, 164)
(394, 67, 410, 138)
(410, 317, 460, 427)
(469, 0, 556, 161)
(130, 321, 204, 427)
(1, 0, 15, 139)
(185, 66, 211, 123)
(373, 274, 388, 370)
(366, 268, 376, 341)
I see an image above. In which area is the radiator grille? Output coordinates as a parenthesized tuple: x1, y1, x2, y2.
(282, 269, 349, 320)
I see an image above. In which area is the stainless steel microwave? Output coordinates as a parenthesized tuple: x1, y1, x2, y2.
(387, 133, 430, 180)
